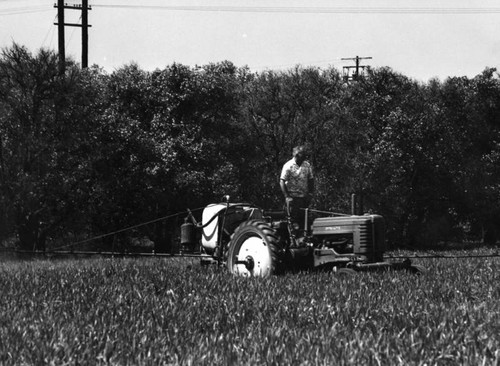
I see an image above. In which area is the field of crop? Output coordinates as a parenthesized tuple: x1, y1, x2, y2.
(1, 248, 499, 365)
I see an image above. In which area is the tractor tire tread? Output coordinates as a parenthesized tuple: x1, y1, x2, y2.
(228, 219, 283, 276)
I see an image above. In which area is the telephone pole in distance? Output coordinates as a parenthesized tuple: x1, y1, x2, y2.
(54, 0, 92, 74)
(341, 56, 372, 81)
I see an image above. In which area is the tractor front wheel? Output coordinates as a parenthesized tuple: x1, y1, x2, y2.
(227, 220, 281, 277)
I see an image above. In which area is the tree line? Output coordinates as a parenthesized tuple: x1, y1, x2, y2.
(1, 43, 499, 252)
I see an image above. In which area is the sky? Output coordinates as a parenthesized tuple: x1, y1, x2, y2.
(0, 0, 499, 82)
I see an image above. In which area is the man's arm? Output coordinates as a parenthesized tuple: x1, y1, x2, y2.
(280, 178, 290, 199)
(307, 163, 315, 196)
(308, 177, 315, 196)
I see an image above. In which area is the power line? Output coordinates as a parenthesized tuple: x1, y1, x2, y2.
(90, 4, 500, 14)
(1, 3, 500, 15)
(1, 4, 499, 16)
(0, 6, 50, 16)
(41, 14, 58, 48)
(0, 0, 49, 3)
(66, 16, 79, 49)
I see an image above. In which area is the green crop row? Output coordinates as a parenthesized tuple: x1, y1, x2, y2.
(0, 251, 499, 365)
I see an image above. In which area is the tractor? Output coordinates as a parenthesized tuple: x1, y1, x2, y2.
(180, 195, 424, 276)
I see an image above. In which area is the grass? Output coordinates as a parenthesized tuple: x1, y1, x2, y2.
(0, 249, 499, 365)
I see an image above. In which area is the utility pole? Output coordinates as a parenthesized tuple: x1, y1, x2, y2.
(54, 1, 92, 73)
(82, 0, 89, 68)
(56, 0, 65, 74)
(341, 56, 372, 82)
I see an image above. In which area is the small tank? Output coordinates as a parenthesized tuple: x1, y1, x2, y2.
(180, 217, 197, 251)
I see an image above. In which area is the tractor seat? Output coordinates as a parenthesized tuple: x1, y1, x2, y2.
(263, 209, 287, 220)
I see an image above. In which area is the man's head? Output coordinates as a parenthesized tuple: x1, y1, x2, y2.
(293, 145, 307, 164)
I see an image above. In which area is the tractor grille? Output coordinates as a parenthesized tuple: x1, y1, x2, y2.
(312, 214, 386, 261)
(357, 215, 386, 261)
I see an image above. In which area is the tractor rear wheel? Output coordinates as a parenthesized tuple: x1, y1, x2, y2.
(227, 220, 281, 277)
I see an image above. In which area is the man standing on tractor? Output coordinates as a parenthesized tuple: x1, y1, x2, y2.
(280, 145, 315, 235)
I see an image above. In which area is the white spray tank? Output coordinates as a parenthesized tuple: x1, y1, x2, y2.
(201, 204, 227, 252)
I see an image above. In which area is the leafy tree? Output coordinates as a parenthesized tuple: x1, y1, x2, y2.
(2, 41, 499, 251)
(338, 68, 467, 246)
(88, 61, 248, 251)
(0, 44, 103, 250)
(446, 69, 500, 243)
